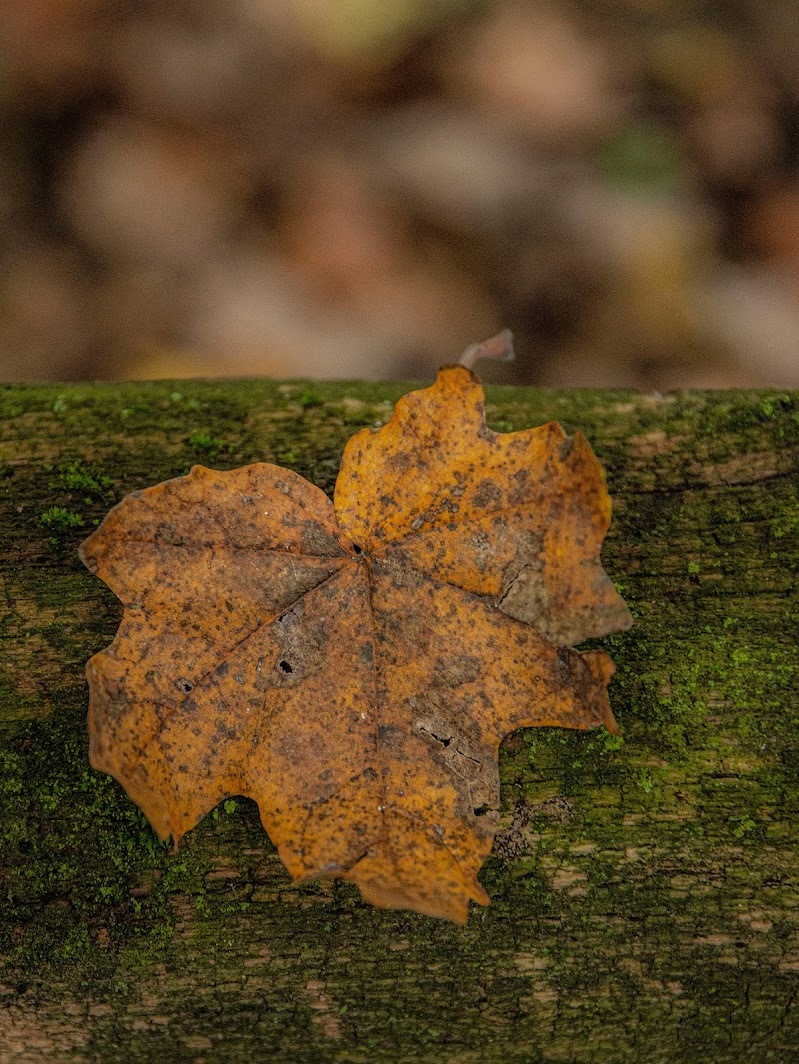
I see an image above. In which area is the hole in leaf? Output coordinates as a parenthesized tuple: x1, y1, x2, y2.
(178, 680, 193, 693)
(473, 805, 490, 817)
(352, 543, 363, 554)
(419, 725, 452, 747)
(279, 660, 293, 673)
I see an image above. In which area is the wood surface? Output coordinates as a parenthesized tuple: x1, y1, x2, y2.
(1, 378, 797, 1063)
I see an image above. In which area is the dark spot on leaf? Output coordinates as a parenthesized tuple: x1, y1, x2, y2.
(559, 436, 574, 462)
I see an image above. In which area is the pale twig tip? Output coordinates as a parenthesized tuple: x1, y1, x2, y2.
(458, 329, 515, 370)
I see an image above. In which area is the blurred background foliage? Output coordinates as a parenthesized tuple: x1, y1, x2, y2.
(2, 0, 799, 387)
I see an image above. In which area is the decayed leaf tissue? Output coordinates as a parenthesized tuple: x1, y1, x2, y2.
(80, 363, 632, 923)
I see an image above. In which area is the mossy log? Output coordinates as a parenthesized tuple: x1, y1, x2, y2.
(1, 378, 798, 1063)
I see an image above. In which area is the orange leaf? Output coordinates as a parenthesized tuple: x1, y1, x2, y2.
(80, 365, 631, 923)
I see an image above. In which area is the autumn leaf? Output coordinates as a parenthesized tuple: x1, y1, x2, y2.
(79, 364, 631, 924)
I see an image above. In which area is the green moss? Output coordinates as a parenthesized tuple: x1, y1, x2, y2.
(187, 431, 236, 459)
(56, 459, 115, 501)
(637, 768, 654, 793)
(38, 505, 84, 532)
(298, 389, 324, 409)
(771, 496, 799, 541)
(52, 391, 86, 414)
(0, 703, 216, 981)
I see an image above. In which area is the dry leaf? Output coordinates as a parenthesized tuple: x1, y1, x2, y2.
(80, 365, 631, 923)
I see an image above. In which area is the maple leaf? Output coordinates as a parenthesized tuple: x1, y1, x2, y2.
(79, 365, 631, 924)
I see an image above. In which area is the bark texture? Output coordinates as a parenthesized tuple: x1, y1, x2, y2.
(0, 378, 798, 1063)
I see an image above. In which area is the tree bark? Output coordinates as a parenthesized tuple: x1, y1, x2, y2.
(0, 378, 797, 1063)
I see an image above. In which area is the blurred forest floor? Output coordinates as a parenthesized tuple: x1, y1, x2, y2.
(3, 0, 799, 389)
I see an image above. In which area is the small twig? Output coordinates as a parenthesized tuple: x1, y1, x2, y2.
(458, 329, 515, 370)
